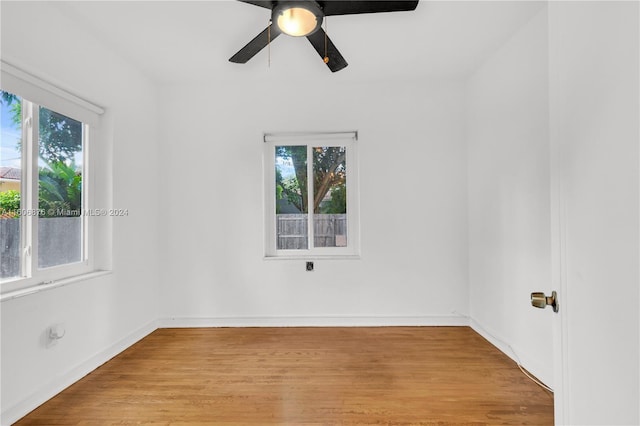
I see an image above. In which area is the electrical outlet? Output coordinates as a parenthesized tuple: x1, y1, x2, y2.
(306, 261, 314, 271)
(46, 323, 66, 348)
(49, 323, 66, 340)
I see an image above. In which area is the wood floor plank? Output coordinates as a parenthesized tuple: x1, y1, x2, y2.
(15, 327, 553, 425)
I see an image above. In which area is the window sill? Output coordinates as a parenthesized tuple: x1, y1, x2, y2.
(0, 270, 112, 302)
(263, 255, 361, 261)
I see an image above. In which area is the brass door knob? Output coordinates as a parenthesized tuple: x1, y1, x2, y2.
(531, 291, 558, 313)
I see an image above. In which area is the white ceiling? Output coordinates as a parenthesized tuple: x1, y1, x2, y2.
(52, 1, 545, 84)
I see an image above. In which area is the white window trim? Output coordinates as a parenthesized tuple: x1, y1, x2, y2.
(0, 62, 106, 296)
(1, 60, 103, 125)
(263, 131, 360, 259)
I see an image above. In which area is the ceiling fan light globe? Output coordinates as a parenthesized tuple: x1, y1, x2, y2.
(274, 5, 322, 37)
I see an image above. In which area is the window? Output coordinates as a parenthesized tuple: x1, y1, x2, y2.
(264, 132, 359, 258)
(0, 62, 104, 294)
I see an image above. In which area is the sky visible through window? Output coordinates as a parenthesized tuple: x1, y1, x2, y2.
(1, 98, 21, 168)
(276, 156, 295, 179)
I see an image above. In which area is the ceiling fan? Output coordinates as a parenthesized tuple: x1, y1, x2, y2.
(229, 1, 420, 72)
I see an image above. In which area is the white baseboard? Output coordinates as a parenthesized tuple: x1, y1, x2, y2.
(469, 318, 553, 389)
(1, 320, 158, 426)
(158, 315, 469, 328)
(469, 318, 518, 362)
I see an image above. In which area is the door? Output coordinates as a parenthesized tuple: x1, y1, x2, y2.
(548, 2, 639, 424)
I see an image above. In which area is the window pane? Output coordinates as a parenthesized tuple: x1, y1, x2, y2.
(0, 91, 22, 280)
(276, 146, 308, 250)
(313, 146, 347, 247)
(38, 106, 83, 269)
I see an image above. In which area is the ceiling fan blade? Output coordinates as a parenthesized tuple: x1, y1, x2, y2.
(320, 1, 419, 16)
(306, 28, 348, 72)
(229, 25, 281, 63)
(236, 0, 274, 9)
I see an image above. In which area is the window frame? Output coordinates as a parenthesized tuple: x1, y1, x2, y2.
(263, 132, 360, 259)
(0, 61, 104, 295)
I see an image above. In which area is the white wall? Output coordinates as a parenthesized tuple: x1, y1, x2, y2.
(467, 9, 553, 386)
(548, 2, 639, 424)
(0, 3, 161, 424)
(158, 78, 469, 325)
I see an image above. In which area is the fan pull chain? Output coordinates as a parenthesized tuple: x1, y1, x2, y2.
(267, 21, 271, 68)
(323, 17, 329, 64)
(268, 22, 271, 68)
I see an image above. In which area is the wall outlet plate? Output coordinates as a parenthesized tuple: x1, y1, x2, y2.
(306, 261, 314, 271)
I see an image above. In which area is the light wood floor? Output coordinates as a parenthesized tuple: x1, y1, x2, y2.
(16, 327, 553, 425)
